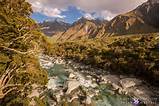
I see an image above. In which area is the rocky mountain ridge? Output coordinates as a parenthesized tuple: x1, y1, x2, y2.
(104, 0, 159, 36)
(45, 0, 159, 41)
(54, 17, 107, 40)
(39, 18, 71, 36)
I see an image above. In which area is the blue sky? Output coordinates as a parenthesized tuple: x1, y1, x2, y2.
(31, 6, 84, 23)
(29, 0, 146, 23)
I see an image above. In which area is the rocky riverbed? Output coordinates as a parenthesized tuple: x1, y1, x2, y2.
(37, 54, 158, 106)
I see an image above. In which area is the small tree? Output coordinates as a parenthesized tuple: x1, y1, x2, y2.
(0, 0, 48, 105)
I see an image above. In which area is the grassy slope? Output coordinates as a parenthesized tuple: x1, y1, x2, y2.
(51, 33, 159, 86)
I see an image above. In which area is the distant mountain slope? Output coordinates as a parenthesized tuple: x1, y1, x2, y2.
(39, 19, 71, 36)
(55, 17, 108, 40)
(104, 0, 159, 35)
(53, 0, 158, 41)
(137, 0, 159, 28)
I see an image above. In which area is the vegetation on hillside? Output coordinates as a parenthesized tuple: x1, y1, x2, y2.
(0, 0, 158, 105)
(0, 0, 52, 105)
(51, 33, 159, 86)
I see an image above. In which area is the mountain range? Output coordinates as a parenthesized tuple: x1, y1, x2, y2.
(39, 0, 159, 40)
(39, 19, 71, 36)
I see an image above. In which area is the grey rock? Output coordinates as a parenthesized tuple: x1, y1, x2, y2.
(120, 78, 142, 89)
(86, 96, 92, 104)
(112, 83, 121, 90)
(69, 73, 76, 79)
(66, 80, 80, 94)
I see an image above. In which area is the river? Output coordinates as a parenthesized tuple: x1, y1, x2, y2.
(39, 54, 158, 106)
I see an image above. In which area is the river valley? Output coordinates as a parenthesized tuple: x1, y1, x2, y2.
(34, 54, 159, 106)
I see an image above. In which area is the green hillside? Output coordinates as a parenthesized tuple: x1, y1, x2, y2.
(51, 33, 159, 86)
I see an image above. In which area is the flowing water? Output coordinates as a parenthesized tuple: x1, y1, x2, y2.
(46, 64, 134, 106)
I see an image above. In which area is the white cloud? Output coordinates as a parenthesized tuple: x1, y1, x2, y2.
(42, 8, 65, 18)
(31, 1, 42, 12)
(28, 0, 147, 20)
(101, 10, 116, 20)
(84, 13, 95, 20)
(30, 1, 65, 18)
(73, 0, 147, 14)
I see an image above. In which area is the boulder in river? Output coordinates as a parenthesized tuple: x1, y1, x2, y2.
(66, 80, 80, 94)
(120, 78, 142, 89)
(86, 96, 92, 104)
(69, 73, 76, 79)
(111, 83, 121, 90)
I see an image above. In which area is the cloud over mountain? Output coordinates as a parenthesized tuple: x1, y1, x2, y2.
(28, 0, 147, 20)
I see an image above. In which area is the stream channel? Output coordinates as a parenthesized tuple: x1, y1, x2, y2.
(38, 54, 158, 106)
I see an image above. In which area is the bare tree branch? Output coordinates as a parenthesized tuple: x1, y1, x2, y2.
(13, 31, 32, 41)
(3, 87, 17, 97)
(1, 66, 18, 86)
(0, 65, 23, 99)
(1, 84, 22, 90)
(0, 46, 36, 55)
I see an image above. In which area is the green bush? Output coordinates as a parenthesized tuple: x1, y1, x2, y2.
(52, 33, 159, 86)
